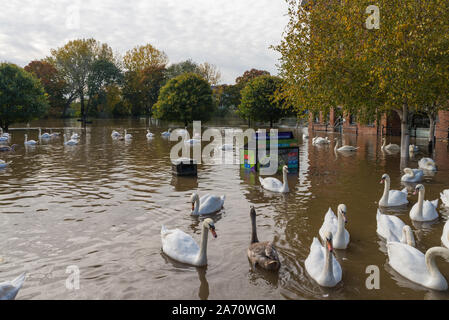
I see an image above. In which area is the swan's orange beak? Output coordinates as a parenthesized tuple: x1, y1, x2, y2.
(380, 179, 384, 184)
(413, 190, 417, 195)
(327, 240, 333, 252)
(191, 203, 195, 211)
(210, 227, 217, 238)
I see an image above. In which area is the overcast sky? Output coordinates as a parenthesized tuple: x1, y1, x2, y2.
(0, 0, 289, 84)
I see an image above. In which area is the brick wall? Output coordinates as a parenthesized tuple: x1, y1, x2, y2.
(436, 110, 449, 140)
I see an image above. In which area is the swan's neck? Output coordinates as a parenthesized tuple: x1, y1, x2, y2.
(334, 140, 340, 152)
(425, 247, 449, 280)
(321, 245, 334, 283)
(196, 224, 209, 265)
(335, 211, 346, 244)
(192, 196, 200, 215)
(281, 170, 289, 192)
(401, 228, 415, 247)
(25, 136, 27, 143)
(380, 179, 390, 205)
(381, 139, 386, 149)
(250, 214, 259, 244)
(417, 189, 425, 219)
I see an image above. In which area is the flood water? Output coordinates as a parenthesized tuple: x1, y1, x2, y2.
(1, 118, 449, 300)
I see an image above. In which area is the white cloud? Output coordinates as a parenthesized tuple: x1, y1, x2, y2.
(0, 0, 289, 84)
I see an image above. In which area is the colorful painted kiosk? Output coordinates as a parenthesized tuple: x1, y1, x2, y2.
(239, 131, 299, 173)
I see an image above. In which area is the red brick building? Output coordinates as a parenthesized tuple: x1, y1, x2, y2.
(309, 108, 449, 141)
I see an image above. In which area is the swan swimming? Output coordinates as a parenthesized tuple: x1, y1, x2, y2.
(418, 158, 437, 171)
(0, 159, 11, 169)
(39, 128, 51, 139)
(401, 168, 423, 183)
(387, 243, 449, 291)
(124, 129, 132, 140)
(161, 128, 172, 137)
(409, 184, 439, 222)
(259, 165, 289, 193)
(381, 137, 400, 152)
(312, 137, 330, 145)
(334, 138, 358, 152)
(190, 193, 225, 215)
(379, 173, 408, 207)
(64, 134, 78, 146)
(71, 132, 80, 140)
(146, 130, 154, 139)
(247, 206, 281, 270)
(161, 218, 217, 267)
(318, 204, 350, 249)
(376, 210, 415, 246)
(305, 232, 342, 287)
(111, 130, 121, 138)
(0, 273, 26, 300)
(24, 134, 37, 146)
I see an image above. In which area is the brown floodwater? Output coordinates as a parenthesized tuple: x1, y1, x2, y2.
(1, 118, 449, 300)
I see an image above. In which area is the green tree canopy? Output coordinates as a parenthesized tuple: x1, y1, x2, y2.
(24, 60, 68, 118)
(238, 75, 288, 127)
(153, 73, 214, 126)
(0, 63, 49, 130)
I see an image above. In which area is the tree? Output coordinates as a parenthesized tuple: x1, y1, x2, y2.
(276, 0, 449, 159)
(165, 59, 201, 80)
(213, 84, 240, 117)
(122, 65, 167, 116)
(123, 44, 168, 72)
(198, 62, 221, 86)
(0, 63, 49, 131)
(238, 75, 288, 127)
(87, 59, 123, 117)
(49, 38, 115, 122)
(153, 73, 214, 126)
(24, 60, 67, 117)
(235, 69, 270, 86)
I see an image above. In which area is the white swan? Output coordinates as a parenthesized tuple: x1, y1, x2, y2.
(442, 220, 449, 249)
(376, 210, 415, 246)
(146, 130, 154, 139)
(38, 128, 51, 139)
(409, 144, 419, 153)
(401, 168, 423, 183)
(0, 160, 11, 169)
(334, 138, 358, 152)
(24, 134, 37, 146)
(70, 132, 80, 140)
(161, 218, 217, 266)
(259, 165, 289, 193)
(124, 129, 132, 140)
(161, 128, 172, 137)
(312, 137, 330, 145)
(305, 232, 342, 287)
(49, 129, 60, 138)
(191, 193, 225, 215)
(441, 189, 449, 207)
(381, 137, 400, 152)
(318, 205, 350, 249)
(387, 243, 449, 291)
(111, 130, 121, 138)
(64, 134, 78, 146)
(418, 158, 437, 171)
(379, 173, 408, 207)
(0, 273, 26, 300)
(410, 184, 439, 222)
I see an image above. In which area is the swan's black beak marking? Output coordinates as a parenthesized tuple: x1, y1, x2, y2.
(210, 225, 217, 238)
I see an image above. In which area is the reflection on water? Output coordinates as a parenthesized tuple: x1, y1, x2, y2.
(0, 118, 449, 299)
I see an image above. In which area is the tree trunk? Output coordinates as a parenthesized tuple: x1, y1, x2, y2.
(397, 103, 410, 159)
(80, 90, 85, 122)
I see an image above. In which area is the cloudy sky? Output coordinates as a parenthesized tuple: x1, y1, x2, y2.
(0, 0, 290, 84)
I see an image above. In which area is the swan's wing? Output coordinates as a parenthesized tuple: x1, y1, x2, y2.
(259, 177, 283, 191)
(0, 273, 25, 300)
(388, 190, 409, 206)
(422, 200, 439, 220)
(319, 208, 337, 240)
(161, 227, 199, 264)
(199, 194, 225, 214)
(376, 210, 404, 241)
(442, 220, 449, 248)
(304, 238, 324, 279)
(387, 242, 428, 286)
(430, 199, 439, 209)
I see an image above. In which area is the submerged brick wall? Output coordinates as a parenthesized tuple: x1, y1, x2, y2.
(436, 110, 449, 140)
